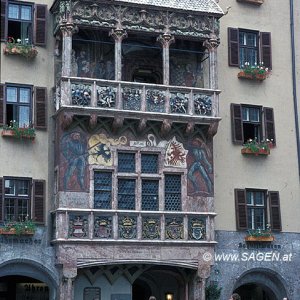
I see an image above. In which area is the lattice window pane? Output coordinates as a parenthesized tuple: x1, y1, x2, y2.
(17, 199, 29, 221)
(141, 154, 158, 174)
(142, 180, 159, 211)
(94, 172, 112, 209)
(118, 179, 136, 210)
(118, 153, 136, 173)
(165, 174, 181, 211)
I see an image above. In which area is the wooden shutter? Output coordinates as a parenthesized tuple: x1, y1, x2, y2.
(34, 4, 47, 46)
(33, 180, 45, 224)
(0, 178, 3, 222)
(0, 84, 4, 126)
(260, 32, 272, 69)
(269, 191, 281, 231)
(0, 0, 7, 41)
(228, 27, 239, 67)
(264, 107, 276, 145)
(231, 103, 244, 144)
(235, 189, 248, 230)
(35, 87, 47, 129)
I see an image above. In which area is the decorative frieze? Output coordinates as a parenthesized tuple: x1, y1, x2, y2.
(123, 87, 142, 110)
(94, 216, 113, 239)
(142, 217, 160, 240)
(119, 216, 137, 239)
(170, 92, 189, 114)
(146, 89, 165, 112)
(189, 217, 206, 240)
(68, 215, 88, 238)
(97, 86, 116, 108)
(165, 217, 184, 240)
(194, 94, 212, 116)
(71, 83, 92, 106)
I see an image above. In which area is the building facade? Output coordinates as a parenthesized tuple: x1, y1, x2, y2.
(213, 0, 300, 299)
(0, 0, 58, 298)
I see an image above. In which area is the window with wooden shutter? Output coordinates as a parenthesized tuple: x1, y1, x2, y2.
(228, 28, 239, 67)
(33, 180, 45, 224)
(269, 191, 281, 231)
(35, 4, 47, 46)
(0, 84, 4, 126)
(264, 107, 276, 145)
(235, 189, 248, 230)
(231, 104, 244, 144)
(260, 32, 272, 69)
(0, 0, 7, 41)
(35, 87, 47, 129)
(0, 178, 3, 222)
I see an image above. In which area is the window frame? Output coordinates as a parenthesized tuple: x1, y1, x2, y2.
(3, 176, 32, 222)
(5, 83, 33, 127)
(92, 149, 184, 212)
(7, 0, 34, 45)
(239, 29, 259, 68)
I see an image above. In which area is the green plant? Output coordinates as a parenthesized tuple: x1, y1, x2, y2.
(239, 62, 270, 79)
(206, 283, 222, 300)
(247, 224, 272, 237)
(4, 37, 38, 59)
(3, 120, 36, 140)
(2, 216, 36, 235)
(242, 138, 273, 153)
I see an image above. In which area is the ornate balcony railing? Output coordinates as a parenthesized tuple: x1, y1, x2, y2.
(57, 77, 220, 120)
(53, 209, 216, 243)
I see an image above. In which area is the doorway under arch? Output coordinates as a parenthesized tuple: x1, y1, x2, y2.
(232, 268, 289, 300)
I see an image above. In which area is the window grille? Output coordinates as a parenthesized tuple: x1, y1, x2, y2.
(141, 154, 158, 173)
(141, 180, 159, 211)
(118, 152, 136, 173)
(165, 174, 181, 211)
(94, 172, 112, 209)
(118, 179, 136, 210)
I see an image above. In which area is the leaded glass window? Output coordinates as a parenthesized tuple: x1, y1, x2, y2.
(165, 174, 181, 211)
(141, 154, 158, 173)
(118, 152, 136, 173)
(118, 179, 136, 210)
(141, 180, 159, 211)
(94, 172, 112, 209)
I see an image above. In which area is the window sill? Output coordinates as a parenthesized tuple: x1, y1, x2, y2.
(1, 129, 35, 141)
(237, 0, 264, 5)
(0, 228, 35, 236)
(241, 148, 270, 156)
(245, 235, 274, 242)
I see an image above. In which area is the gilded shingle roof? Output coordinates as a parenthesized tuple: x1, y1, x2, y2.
(115, 0, 224, 15)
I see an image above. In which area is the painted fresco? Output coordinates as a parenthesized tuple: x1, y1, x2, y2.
(61, 131, 88, 191)
(88, 134, 127, 166)
(187, 138, 213, 196)
(164, 137, 188, 168)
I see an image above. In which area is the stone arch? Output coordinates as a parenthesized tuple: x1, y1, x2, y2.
(232, 268, 289, 300)
(0, 259, 58, 299)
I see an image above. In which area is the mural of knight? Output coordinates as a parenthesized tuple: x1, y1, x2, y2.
(51, 0, 223, 299)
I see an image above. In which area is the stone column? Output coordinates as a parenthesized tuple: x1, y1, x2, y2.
(59, 265, 77, 300)
(59, 22, 78, 77)
(157, 31, 175, 85)
(203, 34, 220, 90)
(110, 23, 127, 81)
(192, 276, 206, 300)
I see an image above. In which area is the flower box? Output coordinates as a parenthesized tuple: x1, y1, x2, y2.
(0, 228, 35, 236)
(241, 148, 270, 156)
(238, 71, 267, 81)
(1, 129, 35, 140)
(3, 37, 38, 59)
(237, 0, 264, 5)
(245, 235, 274, 242)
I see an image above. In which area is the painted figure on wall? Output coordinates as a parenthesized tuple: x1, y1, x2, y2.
(61, 131, 87, 190)
(187, 138, 213, 195)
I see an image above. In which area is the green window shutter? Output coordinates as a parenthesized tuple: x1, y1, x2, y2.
(269, 191, 281, 231)
(231, 103, 244, 144)
(264, 107, 276, 145)
(228, 27, 239, 67)
(235, 189, 248, 230)
(260, 32, 272, 69)
(33, 180, 45, 224)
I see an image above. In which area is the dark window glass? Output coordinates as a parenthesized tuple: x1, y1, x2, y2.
(141, 154, 158, 174)
(118, 153, 136, 173)
(247, 190, 266, 230)
(239, 31, 258, 67)
(242, 106, 262, 142)
(165, 174, 181, 211)
(94, 172, 112, 209)
(118, 179, 136, 210)
(141, 180, 159, 211)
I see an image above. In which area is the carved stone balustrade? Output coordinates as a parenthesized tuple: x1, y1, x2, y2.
(52, 209, 216, 243)
(57, 77, 221, 124)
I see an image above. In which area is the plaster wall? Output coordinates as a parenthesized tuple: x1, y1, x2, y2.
(215, 0, 300, 232)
